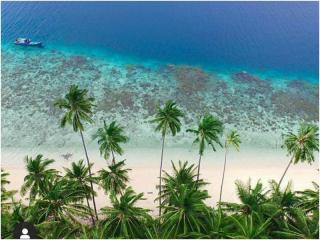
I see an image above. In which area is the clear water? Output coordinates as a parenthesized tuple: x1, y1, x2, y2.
(1, 1, 319, 150)
(2, 1, 318, 79)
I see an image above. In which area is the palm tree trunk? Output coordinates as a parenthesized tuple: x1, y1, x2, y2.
(85, 191, 95, 225)
(159, 134, 166, 217)
(279, 157, 293, 187)
(196, 154, 202, 182)
(80, 130, 99, 221)
(111, 151, 115, 165)
(219, 144, 228, 205)
(80, 180, 95, 224)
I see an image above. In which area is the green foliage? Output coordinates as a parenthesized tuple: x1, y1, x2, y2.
(150, 100, 184, 137)
(63, 159, 96, 197)
(187, 113, 224, 156)
(160, 161, 208, 206)
(21, 155, 58, 202)
(296, 181, 319, 213)
(282, 123, 319, 164)
(93, 120, 128, 161)
(221, 179, 268, 215)
(228, 212, 273, 239)
(98, 160, 131, 196)
(100, 187, 151, 238)
(161, 184, 211, 238)
(33, 177, 89, 223)
(1, 169, 17, 211)
(226, 130, 241, 151)
(54, 84, 95, 132)
(273, 208, 319, 239)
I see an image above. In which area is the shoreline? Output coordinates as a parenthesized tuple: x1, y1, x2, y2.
(2, 146, 318, 214)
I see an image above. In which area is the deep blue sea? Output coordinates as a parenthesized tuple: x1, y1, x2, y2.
(1, 1, 319, 80)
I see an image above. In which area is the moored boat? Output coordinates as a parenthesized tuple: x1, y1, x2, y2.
(14, 38, 42, 47)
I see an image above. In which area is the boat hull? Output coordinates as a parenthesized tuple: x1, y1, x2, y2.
(14, 42, 42, 47)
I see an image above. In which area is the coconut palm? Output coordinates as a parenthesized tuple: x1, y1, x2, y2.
(36, 220, 80, 239)
(21, 155, 57, 203)
(219, 130, 241, 204)
(273, 208, 319, 239)
(1, 203, 31, 239)
(296, 181, 319, 213)
(279, 124, 319, 186)
(78, 224, 107, 239)
(187, 113, 223, 182)
(93, 120, 128, 164)
(100, 187, 151, 238)
(33, 177, 89, 223)
(98, 160, 130, 196)
(1, 169, 17, 211)
(221, 179, 268, 215)
(263, 180, 299, 229)
(150, 100, 184, 216)
(54, 84, 98, 220)
(160, 184, 211, 238)
(64, 160, 96, 224)
(229, 212, 274, 239)
(160, 161, 208, 207)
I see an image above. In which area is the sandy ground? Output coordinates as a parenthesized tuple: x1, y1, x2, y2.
(2, 146, 318, 215)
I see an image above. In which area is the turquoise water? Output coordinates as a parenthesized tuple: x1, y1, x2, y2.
(1, 2, 319, 149)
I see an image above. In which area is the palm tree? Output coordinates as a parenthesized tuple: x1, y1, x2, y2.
(219, 130, 241, 204)
(98, 160, 131, 196)
(36, 220, 80, 239)
(34, 178, 89, 223)
(187, 113, 223, 182)
(1, 169, 17, 211)
(160, 184, 211, 238)
(93, 120, 128, 164)
(229, 212, 274, 239)
(54, 84, 98, 220)
(100, 187, 151, 238)
(296, 181, 319, 213)
(221, 179, 268, 215)
(150, 100, 184, 216)
(273, 208, 319, 239)
(160, 161, 208, 206)
(64, 160, 96, 224)
(279, 124, 319, 186)
(21, 155, 57, 203)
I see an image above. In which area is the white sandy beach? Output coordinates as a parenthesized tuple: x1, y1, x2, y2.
(2, 146, 318, 215)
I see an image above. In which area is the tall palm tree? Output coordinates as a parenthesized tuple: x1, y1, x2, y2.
(54, 84, 98, 220)
(98, 160, 131, 196)
(21, 155, 57, 203)
(279, 124, 319, 186)
(64, 160, 96, 224)
(219, 130, 241, 204)
(93, 120, 128, 164)
(150, 100, 184, 216)
(187, 113, 223, 182)
(100, 187, 151, 238)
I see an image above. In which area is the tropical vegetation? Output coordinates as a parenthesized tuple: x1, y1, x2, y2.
(1, 85, 318, 239)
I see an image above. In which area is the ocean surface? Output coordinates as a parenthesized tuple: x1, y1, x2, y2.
(1, 1, 319, 150)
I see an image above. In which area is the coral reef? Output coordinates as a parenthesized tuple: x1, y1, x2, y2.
(1, 47, 318, 148)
